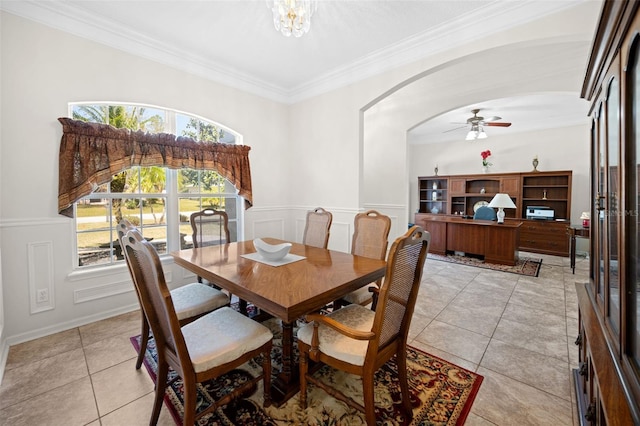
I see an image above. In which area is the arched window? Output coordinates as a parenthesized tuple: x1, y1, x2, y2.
(69, 103, 244, 268)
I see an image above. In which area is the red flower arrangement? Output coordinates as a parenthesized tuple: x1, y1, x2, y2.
(481, 150, 492, 166)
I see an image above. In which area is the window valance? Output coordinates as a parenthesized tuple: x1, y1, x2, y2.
(57, 117, 253, 217)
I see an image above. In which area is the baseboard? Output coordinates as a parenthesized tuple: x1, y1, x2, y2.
(4, 303, 139, 348)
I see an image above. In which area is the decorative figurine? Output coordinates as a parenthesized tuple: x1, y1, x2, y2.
(434, 164, 439, 176)
(542, 189, 548, 200)
(533, 155, 539, 172)
(480, 187, 486, 194)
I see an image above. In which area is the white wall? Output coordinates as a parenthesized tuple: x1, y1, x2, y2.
(0, 0, 600, 368)
(0, 12, 291, 347)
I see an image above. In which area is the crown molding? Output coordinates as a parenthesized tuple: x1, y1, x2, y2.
(2, 1, 584, 104)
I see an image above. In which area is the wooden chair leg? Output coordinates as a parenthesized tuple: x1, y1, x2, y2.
(299, 348, 309, 408)
(397, 350, 413, 419)
(332, 299, 343, 311)
(182, 377, 196, 426)
(239, 299, 249, 316)
(151, 360, 168, 426)
(136, 315, 150, 370)
(262, 346, 272, 407)
(362, 373, 376, 426)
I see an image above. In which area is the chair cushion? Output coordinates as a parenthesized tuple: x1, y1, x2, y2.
(182, 307, 273, 373)
(341, 283, 378, 305)
(297, 304, 374, 366)
(171, 283, 229, 321)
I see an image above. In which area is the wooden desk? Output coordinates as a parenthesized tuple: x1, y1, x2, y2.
(170, 239, 386, 406)
(414, 215, 522, 265)
(567, 225, 590, 274)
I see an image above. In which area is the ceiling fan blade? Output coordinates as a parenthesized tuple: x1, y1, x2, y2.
(485, 122, 512, 127)
(443, 125, 468, 133)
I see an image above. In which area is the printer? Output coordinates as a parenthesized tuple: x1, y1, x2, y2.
(526, 206, 555, 220)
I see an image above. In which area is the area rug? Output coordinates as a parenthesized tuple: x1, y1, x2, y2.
(131, 318, 483, 425)
(428, 252, 542, 277)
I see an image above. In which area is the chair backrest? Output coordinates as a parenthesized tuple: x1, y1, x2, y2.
(117, 218, 137, 245)
(302, 207, 333, 248)
(351, 210, 391, 260)
(370, 226, 430, 356)
(190, 209, 231, 248)
(474, 206, 497, 221)
(121, 229, 191, 375)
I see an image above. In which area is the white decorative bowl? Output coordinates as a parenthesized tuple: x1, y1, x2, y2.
(253, 238, 292, 261)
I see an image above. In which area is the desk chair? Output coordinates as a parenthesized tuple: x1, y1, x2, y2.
(117, 220, 229, 370)
(474, 206, 497, 221)
(297, 226, 430, 425)
(334, 210, 391, 310)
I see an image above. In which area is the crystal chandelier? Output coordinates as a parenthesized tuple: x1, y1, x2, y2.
(267, 0, 317, 38)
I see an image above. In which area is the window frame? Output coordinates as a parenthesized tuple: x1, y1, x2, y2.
(69, 102, 245, 270)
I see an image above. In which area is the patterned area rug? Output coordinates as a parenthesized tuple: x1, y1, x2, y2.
(428, 253, 542, 277)
(131, 318, 483, 425)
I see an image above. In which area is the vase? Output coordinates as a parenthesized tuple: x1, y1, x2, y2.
(482, 165, 489, 173)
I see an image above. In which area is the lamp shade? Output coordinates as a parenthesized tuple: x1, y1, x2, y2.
(488, 193, 516, 209)
(488, 193, 516, 223)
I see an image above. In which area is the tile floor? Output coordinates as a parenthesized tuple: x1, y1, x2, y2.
(0, 252, 587, 425)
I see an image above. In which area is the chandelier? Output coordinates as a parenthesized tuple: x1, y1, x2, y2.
(267, 0, 317, 38)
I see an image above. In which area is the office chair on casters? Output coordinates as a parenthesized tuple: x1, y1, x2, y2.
(473, 206, 497, 221)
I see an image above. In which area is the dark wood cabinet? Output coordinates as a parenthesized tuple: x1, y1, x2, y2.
(416, 170, 571, 256)
(576, 1, 640, 424)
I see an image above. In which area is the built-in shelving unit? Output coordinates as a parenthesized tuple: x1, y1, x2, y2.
(418, 177, 448, 214)
(416, 170, 572, 256)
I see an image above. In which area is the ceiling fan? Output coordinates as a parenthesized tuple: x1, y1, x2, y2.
(446, 108, 512, 140)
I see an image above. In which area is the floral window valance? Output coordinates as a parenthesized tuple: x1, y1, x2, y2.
(57, 117, 253, 217)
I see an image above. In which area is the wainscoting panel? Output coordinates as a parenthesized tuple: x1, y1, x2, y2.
(74, 270, 172, 304)
(28, 241, 55, 314)
(252, 218, 286, 240)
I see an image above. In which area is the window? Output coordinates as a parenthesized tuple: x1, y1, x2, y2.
(71, 103, 243, 268)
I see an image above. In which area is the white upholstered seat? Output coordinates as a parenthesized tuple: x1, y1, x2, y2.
(297, 304, 374, 366)
(182, 306, 274, 372)
(172, 283, 230, 321)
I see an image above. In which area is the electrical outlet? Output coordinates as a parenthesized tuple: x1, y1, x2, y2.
(37, 289, 49, 303)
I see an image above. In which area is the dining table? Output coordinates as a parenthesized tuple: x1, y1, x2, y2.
(170, 238, 387, 406)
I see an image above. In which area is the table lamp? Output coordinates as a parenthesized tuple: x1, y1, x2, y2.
(488, 193, 516, 223)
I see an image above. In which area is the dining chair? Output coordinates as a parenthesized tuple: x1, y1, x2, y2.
(117, 220, 229, 369)
(190, 208, 231, 251)
(333, 210, 391, 310)
(302, 207, 333, 248)
(189, 208, 246, 306)
(121, 229, 273, 426)
(297, 226, 430, 426)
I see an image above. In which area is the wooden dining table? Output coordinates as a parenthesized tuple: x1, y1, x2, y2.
(170, 238, 387, 406)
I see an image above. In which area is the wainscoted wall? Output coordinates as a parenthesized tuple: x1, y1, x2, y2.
(0, 205, 409, 349)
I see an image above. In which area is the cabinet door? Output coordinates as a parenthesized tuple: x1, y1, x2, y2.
(625, 26, 640, 396)
(500, 176, 520, 195)
(449, 179, 466, 194)
(605, 73, 621, 335)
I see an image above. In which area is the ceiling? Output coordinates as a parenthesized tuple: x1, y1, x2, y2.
(2, 0, 596, 141)
(407, 93, 592, 145)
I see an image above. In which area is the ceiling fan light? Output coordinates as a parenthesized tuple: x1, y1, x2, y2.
(465, 130, 477, 141)
(477, 127, 487, 139)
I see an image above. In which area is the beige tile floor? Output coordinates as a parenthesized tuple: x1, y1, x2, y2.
(0, 252, 587, 425)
